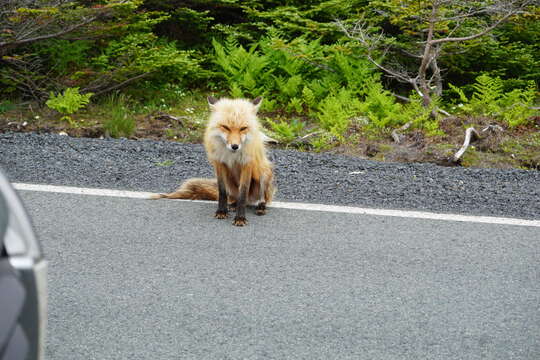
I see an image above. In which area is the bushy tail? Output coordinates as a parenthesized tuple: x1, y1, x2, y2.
(150, 178, 218, 200)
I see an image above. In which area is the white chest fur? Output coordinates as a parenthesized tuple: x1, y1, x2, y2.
(208, 143, 252, 167)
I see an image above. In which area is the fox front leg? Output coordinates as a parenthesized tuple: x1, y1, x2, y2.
(233, 165, 252, 226)
(233, 188, 248, 226)
(255, 176, 267, 216)
(255, 202, 266, 216)
(228, 201, 237, 212)
(214, 163, 228, 219)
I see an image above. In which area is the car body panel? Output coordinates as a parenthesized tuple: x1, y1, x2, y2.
(0, 170, 47, 360)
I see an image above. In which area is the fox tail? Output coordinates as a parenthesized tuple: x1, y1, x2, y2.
(150, 178, 218, 201)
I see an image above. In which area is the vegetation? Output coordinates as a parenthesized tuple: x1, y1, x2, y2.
(1, 0, 539, 169)
(449, 74, 536, 128)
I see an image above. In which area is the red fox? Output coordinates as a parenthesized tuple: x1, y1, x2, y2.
(151, 96, 275, 226)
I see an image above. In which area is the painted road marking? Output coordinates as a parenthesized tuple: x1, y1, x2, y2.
(13, 183, 540, 228)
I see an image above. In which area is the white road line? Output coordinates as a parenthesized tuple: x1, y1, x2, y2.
(14, 183, 156, 200)
(13, 183, 540, 227)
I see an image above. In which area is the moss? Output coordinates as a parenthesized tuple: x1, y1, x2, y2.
(460, 147, 480, 167)
(499, 133, 540, 170)
(432, 143, 456, 155)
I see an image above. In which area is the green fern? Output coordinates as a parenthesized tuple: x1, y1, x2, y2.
(499, 82, 536, 127)
(358, 83, 403, 128)
(331, 52, 375, 95)
(469, 74, 504, 116)
(448, 83, 469, 103)
(274, 74, 303, 99)
(404, 94, 442, 135)
(306, 79, 331, 101)
(287, 97, 303, 113)
(316, 88, 361, 137)
(267, 118, 305, 142)
(450, 75, 537, 127)
(46, 87, 93, 115)
(301, 86, 317, 109)
(212, 37, 269, 97)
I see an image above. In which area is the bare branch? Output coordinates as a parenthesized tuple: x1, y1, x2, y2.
(89, 72, 154, 97)
(437, 108, 452, 117)
(336, 0, 534, 111)
(431, 1, 532, 45)
(391, 46, 423, 59)
(0, 16, 97, 49)
(438, 5, 493, 22)
(453, 127, 480, 162)
(482, 124, 504, 134)
(336, 19, 417, 85)
(0, 0, 133, 52)
(428, 48, 443, 96)
(391, 121, 412, 144)
(391, 93, 411, 102)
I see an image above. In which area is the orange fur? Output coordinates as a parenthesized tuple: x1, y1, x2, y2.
(151, 96, 275, 225)
(150, 178, 218, 200)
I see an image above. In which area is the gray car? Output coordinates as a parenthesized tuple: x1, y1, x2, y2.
(0, 170, 47, 360)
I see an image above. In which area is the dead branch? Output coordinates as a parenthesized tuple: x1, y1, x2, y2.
(0, 16, 97, 53)
(453, 127, 480, 162)
(437, 108, 452, 117)
(1, 55, 52, 100)
(431, 14, 513, 45)
(336, 19, 417, 85)
(430, 0, 534, 45)
(89, 72, 153, 96)
(0, 0, 133, 54)
(299, 131, 322, 140)
(391, 121, 412, 144)
(391, 93, 411, 102)
(336, 0, 534, 111)
(153, 113, 190, 123)
(482, 124, 504, 134)
(261, 132, 278, 145)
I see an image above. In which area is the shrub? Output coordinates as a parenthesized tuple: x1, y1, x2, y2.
(316, 88, 361, 137)
(46, 87, 93, 115)
(36, 39, 92, 75)
(498, 84, 537, 128)
(267, 118, 305, 142)
(212, 37, 270, 98)
(449, 74, 537, 127)
(357, 84, 402, 129)
(0, 100, 14, 114)
(212, 33, 377, 119)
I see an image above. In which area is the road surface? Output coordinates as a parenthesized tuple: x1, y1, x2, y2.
(17, 187, 540, 360)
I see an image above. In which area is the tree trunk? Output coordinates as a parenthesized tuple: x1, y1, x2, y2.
(417, 3, 438, 108)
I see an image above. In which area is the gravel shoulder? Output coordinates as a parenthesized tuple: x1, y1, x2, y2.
(1, 132, 539, 219)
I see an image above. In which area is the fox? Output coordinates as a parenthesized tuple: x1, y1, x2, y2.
(151, 96, 275, 226)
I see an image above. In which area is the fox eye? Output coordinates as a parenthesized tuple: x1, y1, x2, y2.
(240, 127, 248, 131)
(221, 125, 230, 131)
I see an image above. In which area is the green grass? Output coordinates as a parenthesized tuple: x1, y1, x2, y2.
(155, 160, 175, 166)
(0, 100, 15, 114)
(101, 93, 136, 138)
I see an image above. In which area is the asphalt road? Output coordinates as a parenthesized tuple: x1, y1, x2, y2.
(2, 132, 540, 219)
(19, 190, 540, 360)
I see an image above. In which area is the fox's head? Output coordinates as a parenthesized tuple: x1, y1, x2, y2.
(207, 96, 263, 153)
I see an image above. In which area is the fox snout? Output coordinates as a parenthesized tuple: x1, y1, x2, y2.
(223, 131, 245, 152)
(215, 122, 249, 153)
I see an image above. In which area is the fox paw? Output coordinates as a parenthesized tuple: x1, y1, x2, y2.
(233, 216, 247, 226)
(255, 203, 266, 216)
(215, 210, 228, 219)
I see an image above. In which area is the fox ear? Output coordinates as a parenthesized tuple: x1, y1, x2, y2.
(207, 96, 218, 109)
(251, 96, 263, 111)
